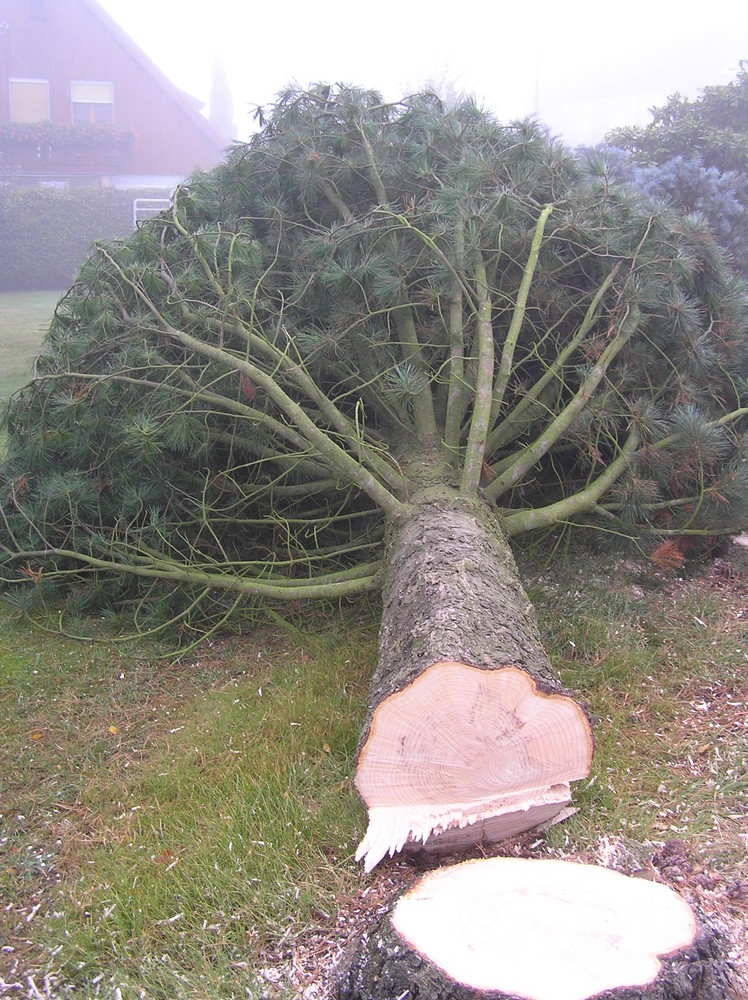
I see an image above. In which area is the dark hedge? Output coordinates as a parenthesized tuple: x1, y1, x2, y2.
(0, 187, 168, 291)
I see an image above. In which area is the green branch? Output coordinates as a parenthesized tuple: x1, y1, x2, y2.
(160, 324, 404, 516)
(319, 177, 355, 222)
(503, 429, 641, 535)
(170, 189, 226, 299)
(488, 205, 553, 431)
(390, 308, 439, 440)
(357, 121, 389, 205)
(487, 263, 621, 452)
(205, 430, 330, 478)
(366, 215, 444, 441)
(444, 218, 468, 460)
(460, 259, 494, 497)
(640, 405, 748, 458)
(96, 246, 404, 510)
(210, 314, 405, 493)
(1, 548, 383, 601)
(485, 305, 640, 502)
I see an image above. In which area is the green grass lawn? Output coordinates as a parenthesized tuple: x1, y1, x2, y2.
(1, 554, 746, 999)
(0, 290, 60, 402)
(0, 614, 377, 998)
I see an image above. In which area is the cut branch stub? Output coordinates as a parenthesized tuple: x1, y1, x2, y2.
(354, 661, 593, 872)
(337, 857, 732, 1000)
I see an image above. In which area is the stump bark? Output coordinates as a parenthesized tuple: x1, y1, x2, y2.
(336, 858, 734, 1000)
(725, 534, 748, 577)
(354, 492, 593, 872)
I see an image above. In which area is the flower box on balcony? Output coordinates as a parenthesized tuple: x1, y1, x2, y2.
(0, 122, 137, 157)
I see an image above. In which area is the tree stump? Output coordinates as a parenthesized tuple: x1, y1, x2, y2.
(354, 492, 593, 872)
(724, 534, 748, 578)
(337, 857, 733, 1000)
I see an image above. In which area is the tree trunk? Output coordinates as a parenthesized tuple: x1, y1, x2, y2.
(354, 489, 593, 872)
(336, 858, 734, 1000)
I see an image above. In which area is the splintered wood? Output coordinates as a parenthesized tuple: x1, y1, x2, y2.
(392, 857, 697, 1000)
(354, 661, 593, 872)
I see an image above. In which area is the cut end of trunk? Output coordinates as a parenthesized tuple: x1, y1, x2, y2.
(354, 662, 592, 872)
(356, 786, 571, 872)
(392, 857, 697, 1000)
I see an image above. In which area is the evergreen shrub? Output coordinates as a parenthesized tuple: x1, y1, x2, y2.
(0, 187, 167, 291)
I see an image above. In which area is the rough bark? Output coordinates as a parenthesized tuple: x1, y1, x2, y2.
(354, 489, 593, 872)
(725, 534, 748, 577)
(372, 491, 559, 702)
(336, 858, 734, 1000)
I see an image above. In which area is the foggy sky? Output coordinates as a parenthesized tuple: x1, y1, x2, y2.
(98, 0, 747, 147)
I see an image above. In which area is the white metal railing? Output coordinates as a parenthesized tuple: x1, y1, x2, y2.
(132, 197, 171, 227)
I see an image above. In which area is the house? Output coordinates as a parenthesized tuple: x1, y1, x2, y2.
(0, 0, 228, 192)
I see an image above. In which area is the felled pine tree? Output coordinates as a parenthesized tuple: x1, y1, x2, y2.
(1, 87, 747, 874)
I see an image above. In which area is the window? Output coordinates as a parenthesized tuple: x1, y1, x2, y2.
(9, 78, 49, 122)
(71, 81, 114, 126)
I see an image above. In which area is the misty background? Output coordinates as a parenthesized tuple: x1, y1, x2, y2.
(99, 0, 748, 146)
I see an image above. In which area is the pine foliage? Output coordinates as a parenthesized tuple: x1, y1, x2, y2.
(1, 85, 745, 636)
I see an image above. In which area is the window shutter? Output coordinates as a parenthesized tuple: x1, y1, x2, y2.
(70, 82, 114, 104)
(10, 79, 49, 122)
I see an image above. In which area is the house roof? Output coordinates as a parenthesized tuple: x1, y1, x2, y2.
(78, 0, 228, 151)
